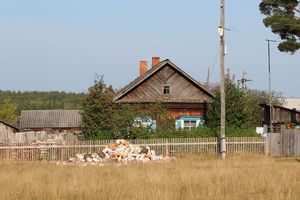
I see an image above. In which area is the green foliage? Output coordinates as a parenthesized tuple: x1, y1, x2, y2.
(81, 74, 265, 140)
(110, 104, 139, 139)
(0, 90, 86, 115)
(154, 126, 218, 138)
(124, 102, 175, 139)
(207, 73, 259, 129)
(81, 81, 177, 139)
(207, 73, 262, 131)
(141, 102, 175, 132)
(120, 126, 258, 139)
(86, 102, 176, 140)
(248, 89, 285, 106)
(260, 0, 300, 53)
(0, 98, 18, 125)
(225, 127, 259, 137)
(81, 75, 115, 139)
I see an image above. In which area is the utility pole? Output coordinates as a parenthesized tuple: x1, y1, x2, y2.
(266, 39, 276, 132)
(219, 0, 226, 160)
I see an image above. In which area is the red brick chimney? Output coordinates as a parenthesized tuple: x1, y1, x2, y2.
(139, 60, 148, 76)
(152, 57, 160, 68)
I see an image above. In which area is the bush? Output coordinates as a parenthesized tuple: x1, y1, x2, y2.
(84, 126, 258, 139)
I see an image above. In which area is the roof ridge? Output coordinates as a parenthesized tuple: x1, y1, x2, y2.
(113, 59, 214, 102)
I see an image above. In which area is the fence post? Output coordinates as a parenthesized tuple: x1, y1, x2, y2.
(264, 137, 269, 156)
(280, 125, 286, 133)
(165, 142, 169, 157)
(60, 147, 64, 161)
(263, 124, 268, 135)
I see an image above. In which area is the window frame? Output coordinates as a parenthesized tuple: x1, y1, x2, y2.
(163, 85, 170, 95)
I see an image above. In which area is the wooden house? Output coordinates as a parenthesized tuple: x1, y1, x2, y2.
(113, 57, 214, 129)
(19, 110, 82, 132)
(0, 120, 19, 143)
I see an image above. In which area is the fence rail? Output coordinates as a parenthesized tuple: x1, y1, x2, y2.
(0, 137, 267, 162)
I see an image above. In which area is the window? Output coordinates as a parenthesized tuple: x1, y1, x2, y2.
(163, 85, 170, 95)
(133, 116, 156, 131)
(183, 120, 197, 130)
(175, 116, 204, 130)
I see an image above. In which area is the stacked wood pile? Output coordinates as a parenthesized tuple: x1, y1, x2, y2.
(65, 139, 173, 166)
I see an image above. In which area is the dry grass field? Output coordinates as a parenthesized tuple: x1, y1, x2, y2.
(0, 155, 299, 200)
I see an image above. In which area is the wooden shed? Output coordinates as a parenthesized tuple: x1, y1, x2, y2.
(19, 110, 82, 132)
(260, 103, 300, 127)
(113, 58, 214, 129)
(0, 120, 19, 143)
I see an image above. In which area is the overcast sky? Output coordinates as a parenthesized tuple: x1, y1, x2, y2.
(0, 0, 299, 97)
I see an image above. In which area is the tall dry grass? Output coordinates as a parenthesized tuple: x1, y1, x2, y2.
(0, 155, 299, 200)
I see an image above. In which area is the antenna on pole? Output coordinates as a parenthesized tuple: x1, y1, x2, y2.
(206, 66, 210, 86)
(237, 71, 252, 92)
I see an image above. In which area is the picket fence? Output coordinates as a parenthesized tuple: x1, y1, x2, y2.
(0, 137, 267, 162)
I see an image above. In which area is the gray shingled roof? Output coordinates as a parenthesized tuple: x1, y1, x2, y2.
(113, 59, 214, 102)
(19, 110, 82, 129)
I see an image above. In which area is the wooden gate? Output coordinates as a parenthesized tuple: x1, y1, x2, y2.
(267, 130, 300, 157)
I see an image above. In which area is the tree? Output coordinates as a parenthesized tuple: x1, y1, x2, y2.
(0, 90, 86, 115)
(207, 72, 285, 135)
(208, 73, 259, 128)
(81, 75, 115, 139)
(110, 104, 137, 139)
(0, 98, 18, 125)
(260, 0, 300, 53)
(111, 102, 174, 139)
(247, 89, 285, 106)
(141, 102, 174, 132)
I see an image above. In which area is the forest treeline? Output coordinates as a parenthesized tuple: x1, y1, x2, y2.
(0, 90, 86, 116)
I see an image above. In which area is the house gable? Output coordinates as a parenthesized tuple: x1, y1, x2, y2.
(113, 60, 213, 104)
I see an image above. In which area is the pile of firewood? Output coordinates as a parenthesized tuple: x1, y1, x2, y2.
(66, 139, 173, 166)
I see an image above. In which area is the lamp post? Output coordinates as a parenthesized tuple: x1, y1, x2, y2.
(266, 39, 276, 132)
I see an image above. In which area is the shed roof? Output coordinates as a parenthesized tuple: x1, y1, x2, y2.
(284, 98, 300, 111)
(113, 59, 214, 102)
(19, 110, 82, 129)
(260, 103, 300, 114)
(0, 120, 19, 131)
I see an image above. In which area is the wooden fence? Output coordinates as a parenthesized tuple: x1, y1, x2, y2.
(0, 137, 267, 162)
(267, 130, 300, 157)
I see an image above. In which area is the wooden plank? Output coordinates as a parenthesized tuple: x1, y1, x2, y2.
(118, 66, 212, 103)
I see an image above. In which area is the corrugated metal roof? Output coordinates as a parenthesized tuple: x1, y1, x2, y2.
(19, 110, 82, 129)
